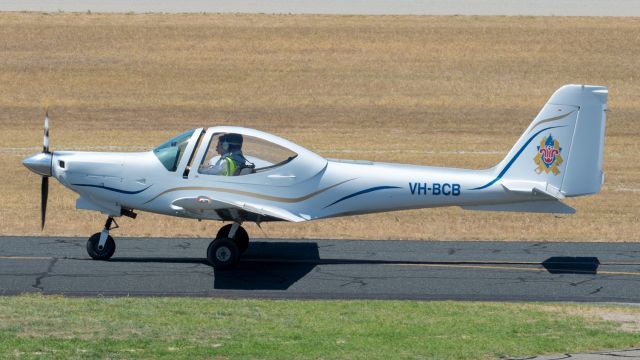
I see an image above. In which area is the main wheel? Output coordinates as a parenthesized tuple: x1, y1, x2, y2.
(86, 232, 116, 260)
(216, 224, 249, 254)
(207, 238, 240, 270)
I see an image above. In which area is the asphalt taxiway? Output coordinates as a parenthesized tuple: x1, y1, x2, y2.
(1, 236, 640, 302)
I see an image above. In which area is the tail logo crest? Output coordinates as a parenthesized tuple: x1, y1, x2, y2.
(534, 134, 563, 175)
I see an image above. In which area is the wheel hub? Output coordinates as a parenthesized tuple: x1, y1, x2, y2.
(215, 247, 231, 262)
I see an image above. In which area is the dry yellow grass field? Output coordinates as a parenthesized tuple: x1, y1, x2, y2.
(0, 13, 638, 241)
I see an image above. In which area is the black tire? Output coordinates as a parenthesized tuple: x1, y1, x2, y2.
(207, 238, 240, 270)
(86, 232, 116, 260)
(216, 224, 249, 254)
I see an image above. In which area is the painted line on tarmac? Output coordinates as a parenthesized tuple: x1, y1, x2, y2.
(0, 256, 53, 260)
(598, 270, 640, 276)
(245, 258, 640, 266)
(249, 258, 640, 277)
(2, 256, 639, 277)
(391, 263, 545, 272)
(391, 263, 640, 277)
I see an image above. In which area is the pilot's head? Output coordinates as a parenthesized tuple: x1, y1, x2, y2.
(217, 133, 243, 154)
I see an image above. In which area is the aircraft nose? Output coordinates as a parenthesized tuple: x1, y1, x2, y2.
(22, 152, 52, 177)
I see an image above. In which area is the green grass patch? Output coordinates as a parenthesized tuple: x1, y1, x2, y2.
(0, 295, 638, 359)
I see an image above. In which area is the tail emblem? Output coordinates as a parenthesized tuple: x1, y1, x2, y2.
(534, 134, 563, 175)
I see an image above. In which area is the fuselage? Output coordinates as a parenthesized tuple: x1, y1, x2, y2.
(45, 126, 536, 223)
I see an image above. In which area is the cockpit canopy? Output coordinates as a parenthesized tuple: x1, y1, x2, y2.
(153, 129, 306, 175)
(198, 133, 297, 176)
(152, 126, 327, 185)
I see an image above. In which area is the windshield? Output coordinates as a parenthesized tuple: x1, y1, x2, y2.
(153, 129, 195, 171)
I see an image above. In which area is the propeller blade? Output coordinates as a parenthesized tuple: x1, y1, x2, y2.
(41, 176, 48, 230)
(43, 111, 49, 153)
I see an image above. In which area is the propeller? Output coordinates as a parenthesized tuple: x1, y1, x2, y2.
(41, 110, 50, 229)
(23, 108, 54, 229)
(43, 110, 49, 153)
(41, 176, 48, 229)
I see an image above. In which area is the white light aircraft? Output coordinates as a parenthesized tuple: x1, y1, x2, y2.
(23, 85, 608, 269)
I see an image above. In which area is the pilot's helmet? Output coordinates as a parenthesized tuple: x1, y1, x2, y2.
(220, 133, 243, 151)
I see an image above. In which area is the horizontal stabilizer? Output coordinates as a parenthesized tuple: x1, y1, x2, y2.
(462, 200, 575, 214)
(501, 181, 565, 200)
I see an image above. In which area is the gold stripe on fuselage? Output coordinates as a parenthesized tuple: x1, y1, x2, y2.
(143, 178, 356, 204)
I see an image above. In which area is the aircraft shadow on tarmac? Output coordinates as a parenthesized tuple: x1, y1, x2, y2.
(212, 254, 601, 291)
(541, 256, 600, 275)
(213, 241, 320, 290)
(110, 243, 602, 290)
(108, 242, 321, 291)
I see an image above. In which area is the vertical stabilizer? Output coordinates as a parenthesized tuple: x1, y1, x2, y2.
(481, 85, 607, 197)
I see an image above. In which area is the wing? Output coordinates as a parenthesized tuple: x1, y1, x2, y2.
(171, 196, 309, 222)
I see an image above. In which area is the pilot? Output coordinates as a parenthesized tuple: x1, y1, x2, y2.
(202, 133, 250, 176)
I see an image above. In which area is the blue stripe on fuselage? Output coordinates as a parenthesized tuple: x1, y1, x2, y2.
(71, 183, 152, 194)
(325, 186, 401, 208)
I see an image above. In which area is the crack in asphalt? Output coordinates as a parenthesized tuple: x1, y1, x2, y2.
(312, 266, 387, 287)
(601, 352, 640, 358)
(32, 257, 58, 291)
(589, 286, 604, 295)
(53, 238, 83, 248)
(340, 279, 367, 288)
(175, 241, 192, 250)
(569, 278, 598, 287)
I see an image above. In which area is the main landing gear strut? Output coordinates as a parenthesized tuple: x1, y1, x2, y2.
(207, 222, 249, 270)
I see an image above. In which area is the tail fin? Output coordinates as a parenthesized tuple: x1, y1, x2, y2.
(483, 84, 608, 197)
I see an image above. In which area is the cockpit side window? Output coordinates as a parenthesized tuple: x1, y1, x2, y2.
(153, 129, 195, 172)
(198, 133, 297, 176)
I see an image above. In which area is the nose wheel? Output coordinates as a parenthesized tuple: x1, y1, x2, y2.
(86, 217, 117, 260)
(207, 222, 249, 269)
(87, 233, 116, 260)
